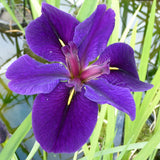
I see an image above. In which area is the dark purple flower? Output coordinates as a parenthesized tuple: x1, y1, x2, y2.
(6, 3, 153, 153)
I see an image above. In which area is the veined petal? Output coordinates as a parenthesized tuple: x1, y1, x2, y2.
(42, 3, 79, 44)
(101, 71, 153, 92)
(6, 55, 69, 95)
(95, 43, 139, 78)
(96, 43, 153, 91)
(73, 4, 115, 67)
(85, 79, 135, 120)
(25, 14, 65, 63)
(32, 83, 98, 153)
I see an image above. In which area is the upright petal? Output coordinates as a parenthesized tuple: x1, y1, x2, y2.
(25, 14, 65, 63)
(96, 43, 138, 78)
(85, 79, 135, 120)
(73, 4, 115, 67)
(6, 55, 69, 95)
(95, 43, 153, 91)
(42, 3, 79, 44)
(32, 83, 98, 153)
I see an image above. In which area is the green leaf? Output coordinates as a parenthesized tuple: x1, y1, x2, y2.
(73, 151, 78, 160)
(116, 137, 133, 160)
(0, 112, 32, 160)
(127, 65, 160, 146)
(26, 141, 40, 160)
(104, 105, 116, 160)
(138, 0, 156, 81)
(148, 150, 157, 160)
(134, 0, 156, 108)
(79, 140, 160, 160)
(29, 0, 41, 19)
(134, 127, 160, 160)
(122, 65, 160, 159)
(82, 143, 89, 156)
(120, 5, 141, 42)
(106, 0, 112, 9)
(87, 106, 107, 160)
(124, 21, 138, 145)
(140, 67, 160, 113)
(76, 0, 99, 22)
(130, 21, 138, 50)
(11, 154, 18, 160)
(46, 0, 60, 8)
(43, 150, 47, 160)
(123, 1, 157, 155)
(108, 0, 120, 44)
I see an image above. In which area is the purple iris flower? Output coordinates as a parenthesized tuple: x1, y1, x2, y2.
(6, 3, 153, 153)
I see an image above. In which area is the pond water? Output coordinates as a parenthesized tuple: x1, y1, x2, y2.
(0, 0, 160, 159)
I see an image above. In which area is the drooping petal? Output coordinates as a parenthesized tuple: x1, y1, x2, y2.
(85, 79, 135, 120)
(95, 43, 139, 78)
(42, 3, 79, 44)
(6, 55, 69, 95)
(73, 4, 115, 67)
(95, 43, 153, 91)
(32, 83, 98, 153)
(101, 71, 153, 92)
(25, 14, 65, 63)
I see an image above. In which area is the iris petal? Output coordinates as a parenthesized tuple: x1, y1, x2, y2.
(6, 55, 69, 95)
(26, 3, 79, 63)
(73, 4, 115, 67)
(95, 43, 153, 91)
(85, 79, 136, 120)
(32, 83, 98, 153)
(101, 71, 153, 92)
(95, 43, 139, 78)
(42, 3, 79, 44)
(25, 14, 66, 63)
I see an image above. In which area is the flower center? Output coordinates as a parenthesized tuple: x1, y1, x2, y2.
(80, 59, 110, 82)
(62, 42, 111, 91)
(62, 42, 80, 79)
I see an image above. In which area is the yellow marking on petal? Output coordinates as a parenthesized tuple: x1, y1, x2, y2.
(109, 67, 119, 70)
(59, 39, 65, 47)
(67, 88, 75, 106)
